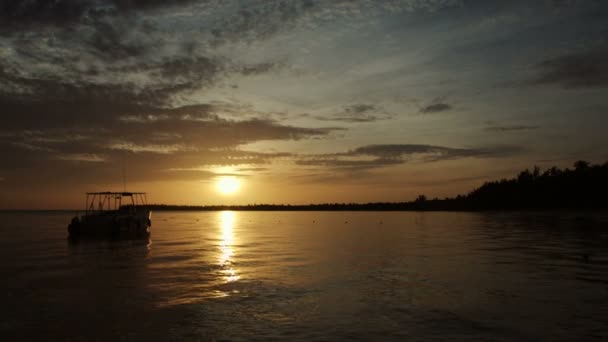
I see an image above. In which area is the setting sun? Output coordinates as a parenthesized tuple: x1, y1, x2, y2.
(216, 176, 240, 195)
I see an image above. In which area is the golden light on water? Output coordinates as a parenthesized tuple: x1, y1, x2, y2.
(216, 176, 240, 195)
(219, 211, 240, 283)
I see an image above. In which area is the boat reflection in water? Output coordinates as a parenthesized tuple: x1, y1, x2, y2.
(218, 211, 240, 284)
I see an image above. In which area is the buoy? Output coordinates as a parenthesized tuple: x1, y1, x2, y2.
(582, 253, 590, 262)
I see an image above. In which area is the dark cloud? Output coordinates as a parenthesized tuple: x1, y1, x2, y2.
(0, 1, 95, 29)
(205, 1, 321, 46)
(316, 104, 392, 122)
(0, 1, 201, 29)
(156, 56, 223, 82)
(1, 0, 461, 113)
(0, 113, 335, 155)
(0, 1, 304, 114)
(296, 144, 522, 170)
(0, 53, 226, 108)
(0, 140, 294, 188)
(0, 0, 317, 65)
(240, 62, 281, 76)
(296, 157, 402, 169)
(349, 144, 519, 160)
(346, 104, 376, 114)
(198, 0, 462, 48)
(485, 125, 540, 132)
(0, 95, 339, 189)
(0, 1, 305, 194)
(419, 98, 453, 114)
(533, 47, 608, 88)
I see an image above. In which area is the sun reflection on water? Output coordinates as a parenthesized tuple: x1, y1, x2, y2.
(219, 211, 240, 283)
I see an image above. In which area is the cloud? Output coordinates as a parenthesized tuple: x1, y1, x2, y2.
(418, 98, 453, 114)
(240, 62, 281, 76)
(164, 162, 279, 179)
(11, 142, 55, 152)
(485, 125, 540, 132)
(0, 2, 300, 113)
(0, 1, 96, 29)
(296, 144, 522, 170)
(3, 0, 559, 199)
(420, 103, 452, 113)
(532, 47, 608, 88)
(236, 167, 270, 172)
(0, 114, 336, 158)
(296, 157, 403, 169)
(220, 150, 292, 165)
(316, 103, 393, 122)
(0, 95, 339, 189)
(350, 144, 519, 159)
(55, 153, 107, 163)
(0, 54, 226, 108)
(0, 0, 466, 116)
(0, 143, 294, 187)
(0, 94, 337, 143)
(0, 1, 201, 29)
(107, 142, 191, 154)
(0, 0, 359, 191)
(119, 114, 171, 123)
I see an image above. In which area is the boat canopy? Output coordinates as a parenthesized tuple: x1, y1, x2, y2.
(86, 192, 146, 196)
(84, 192, 148, 214)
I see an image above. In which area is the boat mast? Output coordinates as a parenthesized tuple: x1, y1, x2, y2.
(122, 151, 127, 192)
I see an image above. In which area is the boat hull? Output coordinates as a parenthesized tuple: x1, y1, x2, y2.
(68, 210, 151, 239)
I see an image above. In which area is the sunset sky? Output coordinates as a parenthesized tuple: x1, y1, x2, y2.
(1, 0, 607, 209)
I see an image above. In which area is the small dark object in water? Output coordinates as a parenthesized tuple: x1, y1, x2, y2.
(582, 253, 591, 263)
(68, 216, 81, 236)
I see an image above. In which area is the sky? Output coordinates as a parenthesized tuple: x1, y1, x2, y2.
(1, 0, 607, 209)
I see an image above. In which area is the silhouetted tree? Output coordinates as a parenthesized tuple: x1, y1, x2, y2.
(574, 160, 590, 171)
(465, 160, 607, 210)
(415, 194, 427, 203)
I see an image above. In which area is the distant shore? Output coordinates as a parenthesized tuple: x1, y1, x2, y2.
(2, 160, 606, 212)
(140, 204, 607, 212)
(145, 160, 608, 212)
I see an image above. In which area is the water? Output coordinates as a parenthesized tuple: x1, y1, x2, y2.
(1, 211, 608, 341)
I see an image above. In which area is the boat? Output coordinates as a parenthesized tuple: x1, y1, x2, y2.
(68, 192, 151, 239)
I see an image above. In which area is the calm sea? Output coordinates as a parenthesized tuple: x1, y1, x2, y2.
(1, 211, 607, 341)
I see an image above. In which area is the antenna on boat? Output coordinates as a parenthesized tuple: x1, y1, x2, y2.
(122, 151, 127, 192)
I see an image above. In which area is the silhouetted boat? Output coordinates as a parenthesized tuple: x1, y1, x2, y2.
(68, 192, 151, 239)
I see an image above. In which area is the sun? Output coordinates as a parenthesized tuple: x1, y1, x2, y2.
(217, 176, 240, 195)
